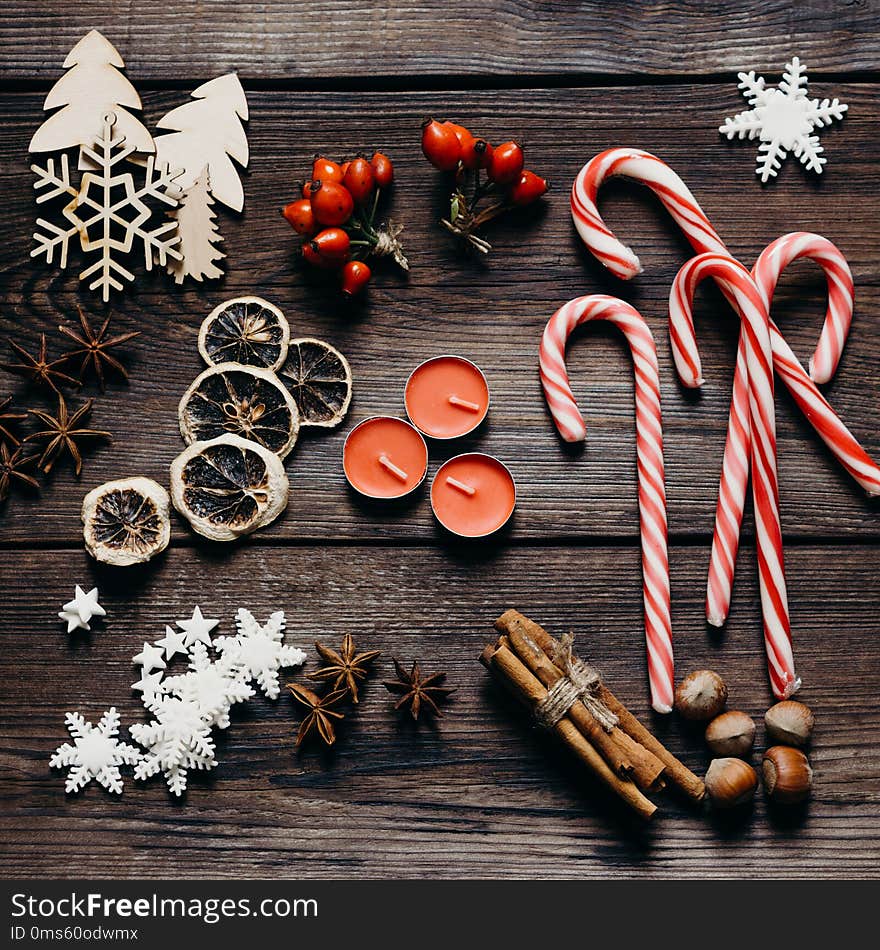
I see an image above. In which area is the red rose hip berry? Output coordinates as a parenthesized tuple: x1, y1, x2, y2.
(341, 260, 372, 296)
(370, 151, 394, 188)
(309, 227, 351, 262)
(509, 170, 549, 205)
(421, 118, 462, 171)
(311, 156, 344, 184)
(488, 140, 525, 185)
(282, 198, 316, 236)
(343, 156, 375, 205)
(310, 180, 355, 226)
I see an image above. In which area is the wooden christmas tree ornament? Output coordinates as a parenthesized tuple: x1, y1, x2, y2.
(166, 167, 226, 284)
(29, 29, 154, 163)
(153, 73, 249, 213)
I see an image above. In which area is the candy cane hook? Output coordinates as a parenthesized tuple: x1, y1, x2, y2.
(670, 254, 799, 700)
(540, 295, 674, 712)
(708, 233, 864, 627)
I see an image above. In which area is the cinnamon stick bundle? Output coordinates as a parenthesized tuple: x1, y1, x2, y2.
(501, 613, 666, 792)
(495, 610, 705, 803)
(480, 639, 657, 820)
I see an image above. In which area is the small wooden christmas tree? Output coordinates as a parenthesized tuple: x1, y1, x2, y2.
(166, 168, 225, 284)
(29, 29, 154, 159)
(153, 73, 249, 212)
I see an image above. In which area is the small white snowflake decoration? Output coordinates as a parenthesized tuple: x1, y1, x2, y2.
(719, 57, 848, 182)
(50, 707, 142, 794)
(131, 694, 217, 796)
(163, 642, 254, 729)
(215, 608, 306, 700)
(58, 584, 106, 633)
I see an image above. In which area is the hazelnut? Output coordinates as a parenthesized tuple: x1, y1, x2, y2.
(674, 669, 728, 721)
(763, 746, 813, 803)
(765, 700, 814, 748)
(705, 757, 758, 808)
(705, 710, 756, 758)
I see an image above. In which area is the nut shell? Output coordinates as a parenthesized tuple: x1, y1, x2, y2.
(674, 669, 728, 721)
(705, 710, 756, 758)
(765, 700, 814, 748)
(81, 477, 171, 566)
(705, 757, 758, 808)
(762, 746, 813, 804)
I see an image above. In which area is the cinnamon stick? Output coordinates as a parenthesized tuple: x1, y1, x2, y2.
(495, 610, 706, 803)
(503, 618, 666, 792)
(480, 640, 657, 820)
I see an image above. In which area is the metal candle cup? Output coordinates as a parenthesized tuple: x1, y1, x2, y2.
(430, 453, 516, 538)
(342, 416, 429, 499)
(404, 355, 490, 439)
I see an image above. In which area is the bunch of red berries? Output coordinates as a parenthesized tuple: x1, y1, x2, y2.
(282, 152, 408, 296)
(420, 119, 548, 254)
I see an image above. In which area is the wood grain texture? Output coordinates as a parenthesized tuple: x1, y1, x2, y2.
(2, 2, 879, 81)
(1, 544, 877, 880)
(2, 86, 878, 543)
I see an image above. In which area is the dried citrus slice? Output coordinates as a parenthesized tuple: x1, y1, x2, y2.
(198, 296, 290, 371)
(169, 434, 289, 541)
(81, 477, 171, 566)
(178, 362, 300, 459)
(279, 338, 352, 429)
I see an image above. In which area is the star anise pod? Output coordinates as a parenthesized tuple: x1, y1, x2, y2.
(1, 334, 79, 394)
(287, 683, 347, 747)
(384, 658, 456, 720)
(308, 634, 381, 703)
(0, 395, 27, 446)
(58, 307, 140, 391)
(25, 395, 110, 475)
(0, 442, 39, 503)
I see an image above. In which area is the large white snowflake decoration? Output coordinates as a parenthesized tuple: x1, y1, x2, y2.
(214, 608, 306, 700)
(163, 641, 254, 729)
(50, 707, 142, 795)
(719, 57, 848, 183)
(131, 693, 217, 796)
(30, 112, 182, 301)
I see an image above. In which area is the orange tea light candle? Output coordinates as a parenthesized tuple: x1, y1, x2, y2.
(431, 453, 516, 538)
(405, 356, 490, 439)
(343, 417, 428, 499)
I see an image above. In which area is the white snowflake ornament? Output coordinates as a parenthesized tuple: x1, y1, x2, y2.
(176, 605, 218, 650)
(719, 57, 848, 182)
(50, 707, 141, 794)
(131, 694, 217, 796)
(163, 642, 254, 729)
(214, 608, 306, 700)
(58, 585, 105, 632)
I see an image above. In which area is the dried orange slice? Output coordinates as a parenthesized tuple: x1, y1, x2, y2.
(279, 338, 352, 429)
(198, 296, 290, 371)
(169, 434, 288, 541)
(178, 362, 300, 459)
(82, 477, 171, 566)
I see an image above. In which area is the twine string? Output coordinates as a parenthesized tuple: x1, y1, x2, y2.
(533, 632, 618, 732)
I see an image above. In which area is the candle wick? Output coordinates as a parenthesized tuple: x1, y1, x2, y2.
(448, 394, 482, 413)
(378, 454, 409, 483)
(446, 476, 476, 497)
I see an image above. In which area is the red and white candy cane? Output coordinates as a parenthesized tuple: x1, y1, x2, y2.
(670, 254, 799, 700)
(707, 233, 862, 627)
(540, 295, 674, 712)
(570, 149, 878, 496)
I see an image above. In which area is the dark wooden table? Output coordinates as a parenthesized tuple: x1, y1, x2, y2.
(2, 3, 879, 879)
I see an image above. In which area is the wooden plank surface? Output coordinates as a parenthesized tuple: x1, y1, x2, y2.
(2, 2, 879, 81)
(2, 3, 879, 882)
(1, 544, 878, 880)
(1, 87, 878, 543)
